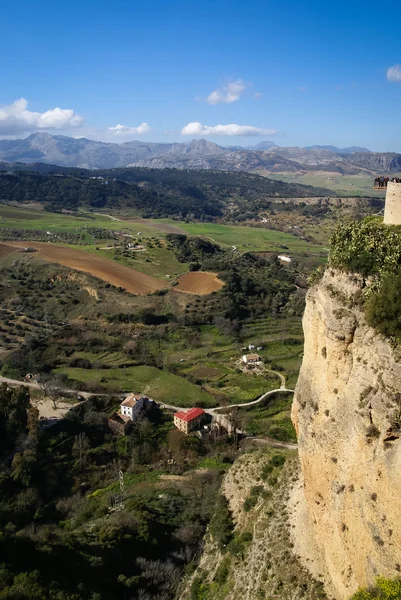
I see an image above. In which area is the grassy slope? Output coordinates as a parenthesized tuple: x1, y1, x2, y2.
(266, 172, 390, 197)
(158, 220, 326, 255)
(54, 364, 217, 408)
(0, 205, 327, 256)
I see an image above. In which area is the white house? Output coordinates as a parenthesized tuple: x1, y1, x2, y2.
(278, 255, 292, 263)
(242, 354, 261, 364)
(120, 393, 151, 421)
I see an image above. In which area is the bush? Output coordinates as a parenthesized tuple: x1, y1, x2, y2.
(243, 496, 258, 512)
(213, 557, 231, 585)
(365, 273, 401, 339)
(209, 495, 234, 550)
(270, 454, 286, 468)
(350, 576, 401, 599)
(330, 220, 401, 277)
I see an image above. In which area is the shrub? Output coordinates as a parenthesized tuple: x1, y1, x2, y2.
(330, 220, 401, 277)
(270, 454, 286, 468)
(213, 557, 231, 585)
(209, 494, 234, 550)
(350, 576, 401, 599)
(243, 495, 258, 512)
(365, 273, 401, 339)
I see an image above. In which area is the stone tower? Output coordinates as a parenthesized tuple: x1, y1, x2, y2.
(383, 181, 401, 225)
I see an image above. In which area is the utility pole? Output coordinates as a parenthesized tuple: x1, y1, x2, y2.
(112, 469, 125, 511)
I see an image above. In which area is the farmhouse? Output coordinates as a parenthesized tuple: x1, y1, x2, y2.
(174, 407, 205, 435)
(120, 393, 153, 421)
(242, 354, 261, 364)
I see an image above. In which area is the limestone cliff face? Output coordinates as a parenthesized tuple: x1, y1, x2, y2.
(291, 269, 401, 600)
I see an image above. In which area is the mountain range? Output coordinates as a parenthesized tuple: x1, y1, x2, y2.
(0, 133, 400, 175)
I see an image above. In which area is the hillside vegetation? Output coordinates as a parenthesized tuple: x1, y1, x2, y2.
(0, 166, 333, 219)
(329, 218, 401, 340)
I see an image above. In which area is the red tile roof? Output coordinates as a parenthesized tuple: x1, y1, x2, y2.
(174, 407, 205, 422)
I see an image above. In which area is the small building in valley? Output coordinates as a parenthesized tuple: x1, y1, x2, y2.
(174, 407, 205, 435)
(108, 393, 155, 435)
(120, 393, 152, 421)
(242, 353, 261, 364)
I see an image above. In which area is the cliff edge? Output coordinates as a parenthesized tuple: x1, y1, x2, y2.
(291, 268, 401, 599)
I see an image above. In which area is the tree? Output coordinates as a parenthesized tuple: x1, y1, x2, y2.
(11, 450, 37, 486)
(72, 433, 90, 472)
(38, 377, 62, 409)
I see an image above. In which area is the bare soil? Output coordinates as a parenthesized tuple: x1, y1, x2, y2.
(0, 243, 16, 258)
(175, 271, 224, 295)
(4, 242, 167, 295)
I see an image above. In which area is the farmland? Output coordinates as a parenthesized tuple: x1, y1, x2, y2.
(54, 364, 217, 408)
(4, 241, 167, 295)
(0, 204, 328, 257)
(0, 203, 315, 411)
(175, 271, 224, 295)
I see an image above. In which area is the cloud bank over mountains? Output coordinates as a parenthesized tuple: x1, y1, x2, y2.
(0, 98, 83, 136)
(108, 123, 151, 136)
(181, 122, 277, 137)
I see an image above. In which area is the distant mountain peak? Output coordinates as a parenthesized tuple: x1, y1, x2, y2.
(247, 140, 278, 151)
(0, 133, 393, 173)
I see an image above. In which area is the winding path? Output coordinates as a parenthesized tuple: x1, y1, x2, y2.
(1, 373, 296, 445)
(93, 212, 120, 221)
(0, 376, 92, 399)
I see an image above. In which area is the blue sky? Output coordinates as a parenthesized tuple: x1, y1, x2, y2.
(2, 0, 401, 150)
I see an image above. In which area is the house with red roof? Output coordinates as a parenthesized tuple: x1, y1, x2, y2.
(174, 407, 205, 435)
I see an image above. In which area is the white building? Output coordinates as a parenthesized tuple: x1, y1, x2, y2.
(242, 354, 261, 364)
(120, 393, 151, 421)
(278, 255, 292, 263)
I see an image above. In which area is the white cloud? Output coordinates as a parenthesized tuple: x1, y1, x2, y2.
(253, 92, 263, 99)
(0, 98, 83, 135)
(387, 64, 401, 82)
(181, 122, 277, 137)
(206, 79, 248, 105)
(108, 122, 151, 136)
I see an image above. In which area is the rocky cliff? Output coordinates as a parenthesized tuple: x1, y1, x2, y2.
(291, 269, 401, 599)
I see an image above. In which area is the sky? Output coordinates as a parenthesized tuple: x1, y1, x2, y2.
(2, 0, 401, 151)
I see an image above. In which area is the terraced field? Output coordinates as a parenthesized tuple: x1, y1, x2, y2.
(55, 365, 217, 408)
(175, 271, 224, 295)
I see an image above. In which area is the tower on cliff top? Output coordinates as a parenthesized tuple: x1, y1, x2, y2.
(383, 181, 401, 225)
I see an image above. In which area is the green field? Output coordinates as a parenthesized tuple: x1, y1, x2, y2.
(0, 205, 327, 257)
(244, 391, 296, 442)
(160, 220, 326, 255)
(54, 364, 217, 408)
(266, 172, 390, 198)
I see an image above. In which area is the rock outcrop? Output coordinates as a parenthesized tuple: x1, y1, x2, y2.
(291, 269, 401, 599)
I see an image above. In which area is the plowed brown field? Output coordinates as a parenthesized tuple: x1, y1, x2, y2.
(5, 242, 166, 295)
(0, 243, 16, 258)
(175, 271, 224, 295)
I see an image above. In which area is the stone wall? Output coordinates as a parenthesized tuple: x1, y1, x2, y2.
(384, 182, 401, 225)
